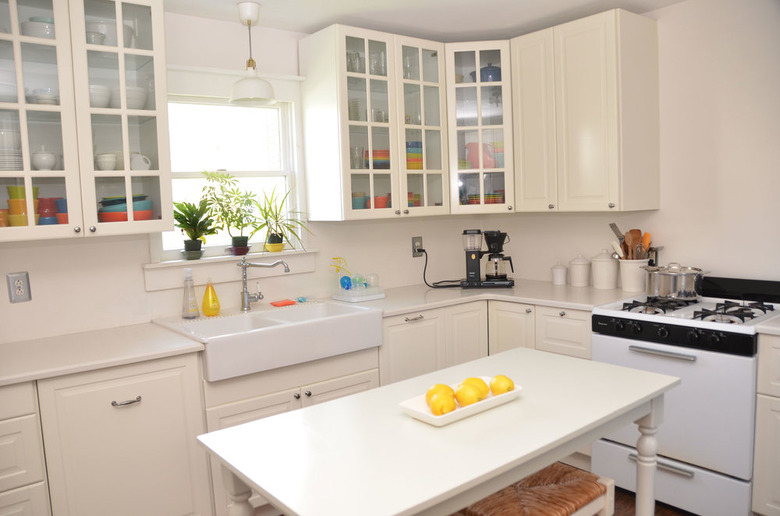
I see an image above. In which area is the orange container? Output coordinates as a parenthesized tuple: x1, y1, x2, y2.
(8, 198, 27, 215)
(56, 212, 68, 224)
(374, 196, 388, 208)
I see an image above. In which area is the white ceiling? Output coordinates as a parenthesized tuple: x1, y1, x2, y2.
(162, 0, 685, 41)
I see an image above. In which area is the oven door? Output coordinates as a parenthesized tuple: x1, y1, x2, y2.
(592, 333, 757, 480)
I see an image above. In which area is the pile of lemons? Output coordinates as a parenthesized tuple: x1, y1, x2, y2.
(425, 375, 514, 416)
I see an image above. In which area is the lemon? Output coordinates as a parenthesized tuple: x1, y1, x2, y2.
(460, 377, 489, 399)
(426, 384, 455, 405)
(455, 383, 482, 406)
(490, 374, 515, 395)
(428, 392, 457, 416)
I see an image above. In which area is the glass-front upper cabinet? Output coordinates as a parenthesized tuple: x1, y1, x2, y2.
(445, 41, 514, 214)
(70, 0, 171, 235)
(394, 36, 448, 216)
(0, 0, 83, 239)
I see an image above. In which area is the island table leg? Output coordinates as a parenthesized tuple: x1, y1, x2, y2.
(223, 467, 255, 516)
(634, 396, 663, 516)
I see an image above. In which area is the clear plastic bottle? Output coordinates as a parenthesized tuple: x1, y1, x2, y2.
(182, 268, 199, 319)
(202, 279, 220, 317)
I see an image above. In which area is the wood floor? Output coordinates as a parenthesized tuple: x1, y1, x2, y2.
(614, 487, 697, 516)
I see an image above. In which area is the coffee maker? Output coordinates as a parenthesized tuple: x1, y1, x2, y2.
(460, 229, 514, 288)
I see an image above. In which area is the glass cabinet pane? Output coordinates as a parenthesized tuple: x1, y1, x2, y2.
(370, 126, 389, 169)
(402, 45, 419, 80)
(423, 85, 440, 125)
(345, 36, 365, 73)
(484, 172, 505, 204)
(405, 128, 422, 170)
(17, 0, 55, 40)
(373, 173, 391, 207)
(0, 109, 21, 170)
(454, 51, 476, 84)
(422, 49, 438, 83)
(84, 0, 128, 48)
(403, 83, 420, 126)
(348, 126, 368, 169)
(367, 40, 386, 76)
(21, 43, 58, 105)
(347, 77, 366, 121)
(369, 79, 388, 123)
(425, 129, 441, 170)
(481, 85, 503, 125)
(87, 51, 119, 107)
(27, 111, 62, 169)
(407, 173, 422, 207)
(426, 174, 443, 206)
(130, 175, 159, 220)
(456, 87, 477, 127)
(31, 176, 66, 225)
(122, 2, 152, 50)
(350, 173, 369, 210)
(458, 172, 480, 205)
(0, 40, 18, 102)
(90, 113, 122, 169)
(479, 50, 502, 82)
(125, 54, 154, 110)
(128, 115, 157, 169)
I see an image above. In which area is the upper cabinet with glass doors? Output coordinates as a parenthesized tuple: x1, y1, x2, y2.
(299, 25, 448, 220)
(445, 41, 514, 214)
(0, 0, 171, 241)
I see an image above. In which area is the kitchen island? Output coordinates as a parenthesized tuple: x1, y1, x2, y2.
(198, 347, 679, 516)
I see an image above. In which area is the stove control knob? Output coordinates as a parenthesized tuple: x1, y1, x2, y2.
(615, 320, 626, 331)
(709, 333, 722, 346)
(657, 326, 670, 339)
(687, 330, 701, 344)
(631, 322, 643, 334)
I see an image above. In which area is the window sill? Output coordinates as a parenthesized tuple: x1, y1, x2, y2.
(143, 249, 317, 292)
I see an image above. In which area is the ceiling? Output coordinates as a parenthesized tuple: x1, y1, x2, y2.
(162, 0, 686, 42)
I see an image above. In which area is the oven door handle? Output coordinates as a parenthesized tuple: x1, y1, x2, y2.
(628, 344, 697, 362)
(628, 453, 696, 478)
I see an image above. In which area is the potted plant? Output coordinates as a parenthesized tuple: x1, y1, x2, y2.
(255, 187, 310, 252)
(201, 171, 260, 255)
(173, 199, 217, 259)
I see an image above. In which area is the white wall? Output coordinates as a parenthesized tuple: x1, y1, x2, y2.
(1, 0, 778, 344)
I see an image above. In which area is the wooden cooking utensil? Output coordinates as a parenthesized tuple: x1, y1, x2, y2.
(628, 229, 642, 259)
(641, 232, 652, 251)
(624, 231, 633, 259)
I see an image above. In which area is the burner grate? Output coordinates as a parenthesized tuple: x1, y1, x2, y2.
(622, 297, 694, 314)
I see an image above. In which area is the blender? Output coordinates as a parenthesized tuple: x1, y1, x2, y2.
(460, 229, 514, 288)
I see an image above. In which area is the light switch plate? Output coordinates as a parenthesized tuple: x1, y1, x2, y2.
(6, 271, 31, 303)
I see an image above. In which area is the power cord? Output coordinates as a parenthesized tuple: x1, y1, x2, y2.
(416, 247, 462, 289)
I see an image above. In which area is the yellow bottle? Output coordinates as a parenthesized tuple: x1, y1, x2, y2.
(202, 280, 220, 317)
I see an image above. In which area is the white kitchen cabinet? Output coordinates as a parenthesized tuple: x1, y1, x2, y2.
(510, 9, 659, 212)
(534, 305, 591, 359)
(37, 354, 212, 516)
(487, 300, 535, 354)
(0, 0, 172, 241)
(0, 382, 50, 515)
(300, 25, 449, 220)
(445, 40, 514, 214)
(204, 348, 379, 516)
(753, 334, 780, 515)
(380, 301, 488, 384)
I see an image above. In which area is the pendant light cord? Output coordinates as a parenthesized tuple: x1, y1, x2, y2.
(246, 21, 256, 69)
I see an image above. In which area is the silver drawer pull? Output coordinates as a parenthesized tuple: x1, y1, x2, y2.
(628, 345, 696, 362)
(404, 315, 424, 322)
(559, 311, 566, 317)
(111, 395, 142, 407)
(628, 453, 695, 478)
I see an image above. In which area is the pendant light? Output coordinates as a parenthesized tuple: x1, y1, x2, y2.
(230, 1, 276, 106)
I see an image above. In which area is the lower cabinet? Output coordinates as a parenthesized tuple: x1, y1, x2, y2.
(753, 334, 780, 515)
(203, 348, 379, 516)
(37, 354, 212, 516)
(0, 382, 50, 515)
(534, 306, 591, 359)
(380, 301, 488, 385)
(488, 300, 535, 354)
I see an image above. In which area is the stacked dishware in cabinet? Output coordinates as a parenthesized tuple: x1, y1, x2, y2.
(0, 0, 172, 241)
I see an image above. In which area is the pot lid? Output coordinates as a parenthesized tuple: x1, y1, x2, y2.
(642, 262, 708, 274)
(591, 249, 615, 262)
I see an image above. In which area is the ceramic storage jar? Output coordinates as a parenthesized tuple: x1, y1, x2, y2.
(591, 249, 619, 289)
(569, 255, 590, 287)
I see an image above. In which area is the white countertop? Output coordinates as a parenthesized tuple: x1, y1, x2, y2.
(0, 323, 203, 387)
(757, 313, 780, 336)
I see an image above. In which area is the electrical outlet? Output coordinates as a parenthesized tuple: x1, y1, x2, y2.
(6, 272, 31, 303)
(411, 236, 423, 258)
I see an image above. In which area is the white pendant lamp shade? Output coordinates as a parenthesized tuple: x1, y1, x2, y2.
(229, 1, 276, 106)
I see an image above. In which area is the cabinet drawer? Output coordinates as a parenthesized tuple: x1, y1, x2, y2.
(758, 335, 780, 397)
(535, 306, 591, 359)
(0, 414, 45, 493)
(0, 383, 37, 421)
(0, 481, 51, 515)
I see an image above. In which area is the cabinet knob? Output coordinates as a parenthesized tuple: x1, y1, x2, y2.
(403, 209, 409, 214)
(507, 205, 513, 211)
(89, 226, 97, 233)
(404, 314, 424, 322)
(73, 226, 81, 233)
(304, 390, 312, 397)
(608, 203, 616, 208)
(525, 308, 532, 314)
(293, 392, 301, 399)
(394, 210, 401, 215)
(548, 204, 555, 210)
(559, 311, 566, 317)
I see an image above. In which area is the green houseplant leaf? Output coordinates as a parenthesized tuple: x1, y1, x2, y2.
(201, 171, 261, 239)
(254, 187, 311, 250)
(173, 199, 217, 242)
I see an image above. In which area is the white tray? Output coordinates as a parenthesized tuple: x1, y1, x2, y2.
(399, 377, 522, 427)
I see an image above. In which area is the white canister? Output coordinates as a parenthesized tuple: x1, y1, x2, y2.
(591, 249, 619, 290)
(619, 259, 650, 292)
(551, 264, 567, 286)
(569, 254, 590, 287)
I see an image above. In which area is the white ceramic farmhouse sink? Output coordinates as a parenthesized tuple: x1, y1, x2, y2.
(154, 302, 382, 381)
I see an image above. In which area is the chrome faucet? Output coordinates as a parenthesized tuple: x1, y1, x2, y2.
(238, 256, 290, 311)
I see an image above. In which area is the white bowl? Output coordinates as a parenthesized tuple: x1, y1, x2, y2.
(85, 21, 133, 47)
(89, 84, 110, 108)
(110, 87, 147, 109)
(21, 21, 55, 39)
(86, 31, 105, 45)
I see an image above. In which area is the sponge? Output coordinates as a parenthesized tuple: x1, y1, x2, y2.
(270, 299, 296, 307)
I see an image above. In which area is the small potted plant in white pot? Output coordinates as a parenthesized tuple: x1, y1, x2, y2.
(255, 187, 310, 252)
(201, 171, 260, 255)
(173, 198, 217, 259)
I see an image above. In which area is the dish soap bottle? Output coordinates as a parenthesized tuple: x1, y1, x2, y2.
(182, 268, 199, 319)
(202, 279, 220, 317)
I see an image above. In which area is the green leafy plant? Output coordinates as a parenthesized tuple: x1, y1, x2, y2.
(254, 187, 311, 249)
(201, 171, 260, 239)
(173, 199, 217, 242)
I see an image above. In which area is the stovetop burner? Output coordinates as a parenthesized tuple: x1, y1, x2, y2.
(692, 300, 775, 323)
(622, 297, 695, 314)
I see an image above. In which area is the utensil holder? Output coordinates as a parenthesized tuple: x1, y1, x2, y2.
(619, 259, 650, 292)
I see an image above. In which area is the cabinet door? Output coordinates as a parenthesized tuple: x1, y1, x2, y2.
(446, 40, 514, 214)
(38, 355, 211, 516)
(69, 0, 173, 236)
(753, 394, 780, 515)
(758, 335, 780, 397)
(535, 306, 591, 359)
(553, 11, 618, 212)
(488, 300, 535, 354)
(445, 301, 487, 367)
(0, 0, 83, 241)
(510, 29, 558, 212)
(301, 369, 379, 407)
(394, 36, 449, 217)
(380, 308, 445, 385)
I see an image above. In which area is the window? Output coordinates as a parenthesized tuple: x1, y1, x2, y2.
(157, 99, 297, 260)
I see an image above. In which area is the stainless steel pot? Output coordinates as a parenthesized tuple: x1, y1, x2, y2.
(642, 262, 709, 300)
